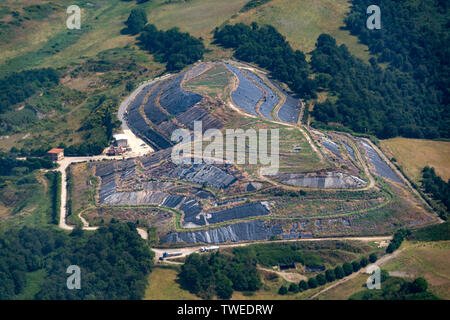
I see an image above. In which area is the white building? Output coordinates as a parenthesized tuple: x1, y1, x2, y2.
(113, 134, 128, 148)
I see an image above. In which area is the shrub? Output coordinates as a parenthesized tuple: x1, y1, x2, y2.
(351, 261, 361, 272)
(343, 262, 354, 276)
(288, 283, 299, 293)
(334, 266, 345, 279)
(360, 257, 369, 267)
(299, 280, 308, 291)
(410, 277, 428, 293)
(369, 253, 378, 263)
(278, 285, 288, 295)
(316, 274, 326, 286)
(325, 269, 336, 282)
(308, 278, 318, 289)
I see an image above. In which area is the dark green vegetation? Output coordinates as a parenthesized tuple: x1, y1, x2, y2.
(350, 276, 439, 300)
(240, 0, 272, 12)
(213, 23, 315, 99)
(345, 0, 449, 139)
(407, 222, 450, 242)
(64, 95, 120, 156)
(0, 152, 56, 222)
(44, 171, 61, 225)
(0, 153, 55, 176)
(0, 68, 59, 114)
(312, 0, 449, 139)
(0, 223, 154, 299)
(179, 251, 261, 299)
(421, 166, 450, 218)
(123, 8, 148, 35)
(310, 33, 446, 139)
(278, 253, 378, 294)
(386, 229, 410, 254)
(138, 24, 205, 71)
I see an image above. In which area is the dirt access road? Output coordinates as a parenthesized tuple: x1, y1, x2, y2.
(57, 155, 125, 230)
(153, 235, 392, 262)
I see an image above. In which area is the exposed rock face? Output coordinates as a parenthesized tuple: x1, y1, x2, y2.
(274, 171, 367, 189)
(161, 220, 283, 244)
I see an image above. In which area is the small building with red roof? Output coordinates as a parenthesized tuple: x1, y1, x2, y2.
(46, 148, 64, 161)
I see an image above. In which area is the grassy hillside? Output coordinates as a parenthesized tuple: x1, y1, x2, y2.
(229, 0, 372, 61)
(0, 0, 370, 73)
(314, 241, 450, 300)
(380, 138, 450, 183)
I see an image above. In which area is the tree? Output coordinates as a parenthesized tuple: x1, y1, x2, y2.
(334, 266, 345, 279)
(308, 278, 318, 289)
(351, 261, 361, 272)
(343, 262, 354, 276)
(124, 8, 147, 35)
(316, 274, 326, 286)
(369, 253, 377, 263)
(410, 277, 428, 293)
(278, 285, 288, 295)
(288, 283, 299, 293)
(360, 257, 369, 267)
(325, 269, 336, 282)
(299, 280, 309, 291)
(215, 273, 233, 299)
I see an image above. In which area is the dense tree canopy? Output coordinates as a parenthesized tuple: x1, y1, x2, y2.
(0, 223, 153, 300)
(179, 251, 261, 299)
(310, 33, 445, 139)
(138, 24, 205, 71)
(345, 0, 449, 137)
(421, 166, 450, 216)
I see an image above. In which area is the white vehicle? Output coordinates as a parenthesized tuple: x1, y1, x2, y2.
(200, 246, 220, 252)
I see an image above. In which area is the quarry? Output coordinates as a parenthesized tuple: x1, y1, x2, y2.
(64, 61, 435, 246)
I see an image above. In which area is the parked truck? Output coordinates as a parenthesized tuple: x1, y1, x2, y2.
(200, 246, 220, 252)
(161, 251, 182, 259)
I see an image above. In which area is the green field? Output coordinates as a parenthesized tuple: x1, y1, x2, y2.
(144, 266, 200, 300)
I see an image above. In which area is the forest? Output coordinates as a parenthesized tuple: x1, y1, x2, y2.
(138, 24, 205, 71)
(213, 23, 316, 99)
(339, 0, 449, 138)
(0, 223, 154, 300)
(179, 251, 261, 299)
(310, 33, 445, 139)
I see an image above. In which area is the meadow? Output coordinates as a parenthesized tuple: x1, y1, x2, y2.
(380, 137, 450, 183)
